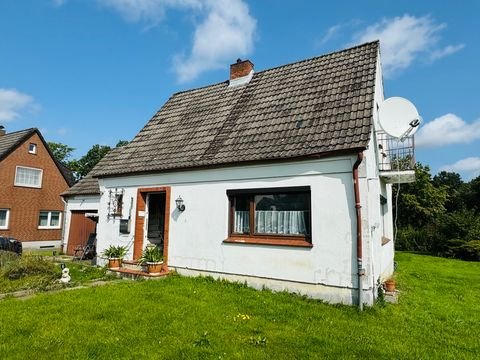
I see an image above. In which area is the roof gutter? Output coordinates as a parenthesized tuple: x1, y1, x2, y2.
(352, 151, 365, 311)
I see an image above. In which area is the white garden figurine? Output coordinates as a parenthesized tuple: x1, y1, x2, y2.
(60, 267, 71, 283)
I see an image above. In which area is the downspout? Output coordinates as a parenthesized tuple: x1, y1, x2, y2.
(60, 196, 68, 255)
(353, 151, 365, 311)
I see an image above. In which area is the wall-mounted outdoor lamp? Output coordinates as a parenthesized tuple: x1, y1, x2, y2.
(175, 196, 186, 212)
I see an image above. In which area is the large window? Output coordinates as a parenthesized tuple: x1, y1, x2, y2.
(226, 187, 312, 247)
(38, 211, 62, 229)
(15, 166, 43, 188)
(0, 209, 10, 230)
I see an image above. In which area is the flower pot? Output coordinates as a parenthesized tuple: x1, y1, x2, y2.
(108, 258, 122, 269)
(384, 279, 396, 292)
(146, 261, 163, 274)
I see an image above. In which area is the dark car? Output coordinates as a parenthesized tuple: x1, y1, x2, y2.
(0, 236, 22, 255)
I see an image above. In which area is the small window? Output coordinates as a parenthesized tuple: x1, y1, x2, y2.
(226, 187, 312, 247)
(14, 166, 43, 188)
(38, 211, 62, 229)
(0, 209, 10, 230)
(28, 143, 37, 154)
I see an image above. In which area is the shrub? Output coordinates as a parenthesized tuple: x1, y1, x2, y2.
(101, 245, 128, 259)
(1, 255, 60, 280)
(446, 239, 480, 261)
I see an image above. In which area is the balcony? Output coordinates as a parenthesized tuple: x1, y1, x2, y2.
(377, 131, 416, 183)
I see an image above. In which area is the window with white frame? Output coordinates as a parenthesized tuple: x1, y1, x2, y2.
(28, 143, 37, 154)
(14, 166, 43, 188)
(0, 209, 10, 229)
(38, 211, 62, 229)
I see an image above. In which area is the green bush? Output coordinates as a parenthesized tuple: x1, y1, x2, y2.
(395, 226, 434, 252)
(446, 239, 480, 261)
(1, 255, 60, 280)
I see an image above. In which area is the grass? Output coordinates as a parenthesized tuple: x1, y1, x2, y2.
(0, 252, 479, 359)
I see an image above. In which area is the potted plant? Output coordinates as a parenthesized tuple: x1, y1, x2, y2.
(102, 245, 128, 269)
(384, 276, 396, 292)
(138, 245, 163, 274)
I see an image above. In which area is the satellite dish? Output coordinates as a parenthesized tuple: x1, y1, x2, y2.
(378, 97, 421, 140)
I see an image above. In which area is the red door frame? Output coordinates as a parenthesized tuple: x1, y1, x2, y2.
(134, 186, 170, 271)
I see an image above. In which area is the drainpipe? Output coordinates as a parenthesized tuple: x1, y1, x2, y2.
(353, 151, 365, 311)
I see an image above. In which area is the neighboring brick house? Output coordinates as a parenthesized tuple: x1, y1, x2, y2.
(0, 127, 74, 249)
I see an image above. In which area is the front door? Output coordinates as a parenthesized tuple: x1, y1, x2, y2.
(133, 187, 171, 265)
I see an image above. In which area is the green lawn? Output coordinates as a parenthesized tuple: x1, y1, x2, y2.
(0, 252, 479, 359)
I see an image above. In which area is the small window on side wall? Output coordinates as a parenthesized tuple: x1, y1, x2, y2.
(38, 211, 62, 229)
(28, 143, 37, 154)
(226, 187, 312, 247)
(0, 209, 10, 230)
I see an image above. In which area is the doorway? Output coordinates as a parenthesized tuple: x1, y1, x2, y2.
(146, 193, 166, 248)
(133, 187, 171, 264)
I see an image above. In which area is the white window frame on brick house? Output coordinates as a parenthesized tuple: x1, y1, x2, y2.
(0, 209, 10, 230)
(28, 143, 37, 154)
(38, 211, 62, 229)
(14, 166, 43, 188)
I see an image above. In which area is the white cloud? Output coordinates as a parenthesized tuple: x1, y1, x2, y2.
(430, 44, 465, 61)
(99, 0, 202, 24)
(416, 113, 480, 148)
(98, 0, 256, 82)
(352, 14, 464, 77)
(0, 88, 35, 122)
(53, 0, 67, 6)
(441, 157, 480, 179)
(173, 1, 256, 83)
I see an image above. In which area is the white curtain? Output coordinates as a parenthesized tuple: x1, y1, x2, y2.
(234, 211, 250, 233)
(255, 210, 307, 235)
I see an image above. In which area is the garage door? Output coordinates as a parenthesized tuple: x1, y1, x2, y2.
(66, 211, 97, 255)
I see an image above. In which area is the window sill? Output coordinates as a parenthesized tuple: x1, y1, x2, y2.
(223, 237, 313, 248)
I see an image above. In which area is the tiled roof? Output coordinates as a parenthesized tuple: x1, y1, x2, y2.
(61, 175, 99, 197)
(93, 41, 378, 177)
(0, 128, 75, 186)
(0, 128, 36, 160)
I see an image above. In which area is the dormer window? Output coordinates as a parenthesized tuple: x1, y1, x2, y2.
(28, 143, 37, 154)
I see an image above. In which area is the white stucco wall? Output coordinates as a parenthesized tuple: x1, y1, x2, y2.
(96, 155, 384, 304)
(62, 195, 100, 252)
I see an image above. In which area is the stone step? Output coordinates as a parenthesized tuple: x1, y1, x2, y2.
(121, 260, 145, 272)
(108, 267, 170, 280)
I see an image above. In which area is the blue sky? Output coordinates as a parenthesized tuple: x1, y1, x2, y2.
(1, 0, 479, 180)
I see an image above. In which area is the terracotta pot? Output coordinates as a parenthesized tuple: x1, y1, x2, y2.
(146, 262, 163, 274)
(108, 258, 122, 269)
(384, 279, 396, 292)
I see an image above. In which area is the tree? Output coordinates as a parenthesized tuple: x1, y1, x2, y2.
(47, 142, 75, 166)
(432, 171, 466, 212)
(71, 140, 129, 180)
(465, 175, 480, 214)
(72, 144, 112, 179)
(395, 163, 448, 228)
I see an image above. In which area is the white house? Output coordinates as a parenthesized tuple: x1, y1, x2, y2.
(78, 41, 416, 307)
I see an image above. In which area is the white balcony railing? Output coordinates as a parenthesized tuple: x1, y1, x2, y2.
(377, 131, 416, 183)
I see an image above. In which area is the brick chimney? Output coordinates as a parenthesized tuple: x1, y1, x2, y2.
(0, 126, 5, 137)
(230, 58, 254, 80)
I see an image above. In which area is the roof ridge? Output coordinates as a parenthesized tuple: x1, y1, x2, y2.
(255, 40, 379, 75)
(0, 127, 36, 137)
(170, 41, 379, 97)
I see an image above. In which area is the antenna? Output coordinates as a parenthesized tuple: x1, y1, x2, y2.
(378, 97, 421, 141)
